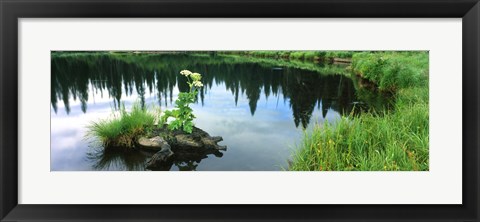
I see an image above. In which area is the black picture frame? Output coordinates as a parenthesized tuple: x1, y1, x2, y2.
(1, 0, 479, 221)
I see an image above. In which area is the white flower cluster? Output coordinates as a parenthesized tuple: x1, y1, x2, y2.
(180, 69, 203, 88)
(190, 72, 202, 81)
(193, 81, 203, 88)
(180, 70, 193, 76)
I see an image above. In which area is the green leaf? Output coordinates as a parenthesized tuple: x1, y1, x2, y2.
(183, 121, 193, 134)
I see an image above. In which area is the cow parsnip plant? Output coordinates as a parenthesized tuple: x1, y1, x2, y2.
(161, 70, 203, 133)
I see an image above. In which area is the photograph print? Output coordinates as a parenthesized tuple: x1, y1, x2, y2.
(51, 51, 429, 171)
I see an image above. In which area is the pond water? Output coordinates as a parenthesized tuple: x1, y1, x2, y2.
(51, 53, 380, 171)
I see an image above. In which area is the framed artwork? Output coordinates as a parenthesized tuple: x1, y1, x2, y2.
(1, 0, 478, 221)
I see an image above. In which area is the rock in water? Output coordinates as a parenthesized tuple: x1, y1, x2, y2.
(201, 136, 226, 151)
(140, 126, 227, 170)
(175, 134, 203, 148)
(171, 127, 227, 151)
(145, 145, 174, 169)
(138, 136, 169, 150)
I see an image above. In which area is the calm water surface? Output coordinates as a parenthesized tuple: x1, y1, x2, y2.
(51, 53, 375, 171)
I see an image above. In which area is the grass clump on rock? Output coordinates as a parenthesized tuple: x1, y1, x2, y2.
(86, 69, 204, 150)
(86, 103, 158, 148)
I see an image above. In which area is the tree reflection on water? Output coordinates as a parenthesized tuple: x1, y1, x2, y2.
(52, 53, 363, 128)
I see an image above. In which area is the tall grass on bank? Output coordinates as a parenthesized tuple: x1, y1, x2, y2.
(290, 87, 429, 171)
(86, 103, 158, 148)
(290, 51, 429, 171)
(351, 51, 429, 92)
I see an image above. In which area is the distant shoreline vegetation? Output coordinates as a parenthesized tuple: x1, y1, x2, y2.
(52, 50, 354, 62)
(52, 50, 429, 171)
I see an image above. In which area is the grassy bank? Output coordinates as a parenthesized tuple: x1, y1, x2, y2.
(220, 51, 354, 62)
(290, 51, 429, 171)
(86, 103, 158, 148)
(351, 51, 428, 92)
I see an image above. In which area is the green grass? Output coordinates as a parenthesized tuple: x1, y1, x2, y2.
(290, 51, 429, 171)
(325, 51, 354, 59)
(351, 51, 429, 92)
(290, 88, 428, 171)
(86, 103, 158, 148)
